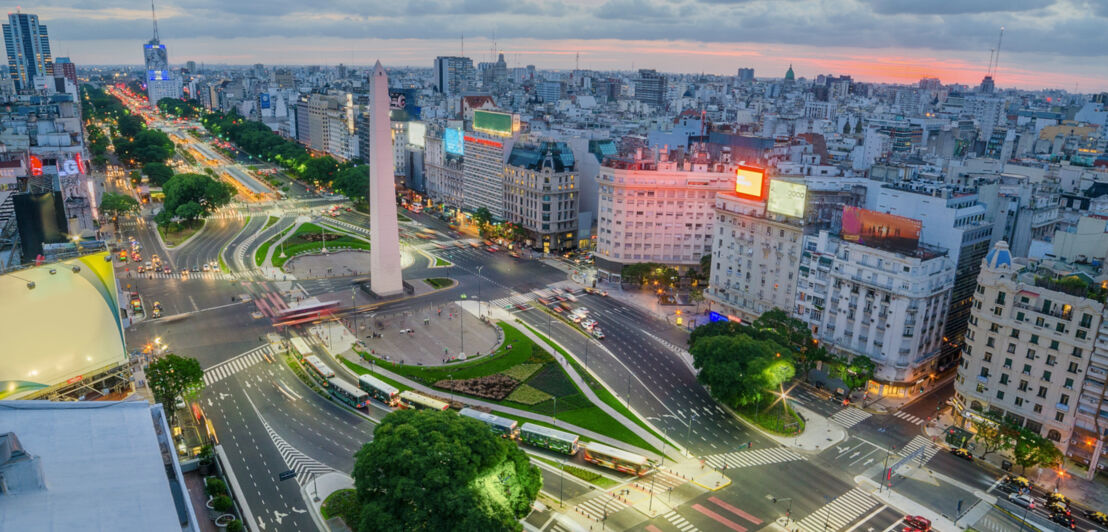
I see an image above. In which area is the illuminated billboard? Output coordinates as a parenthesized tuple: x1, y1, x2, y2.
(408, 122, 426, 148)
(841, 206, 921, 253)
(444, 128, 464, 156)
(767, 180, 807, 218)
(473, 110, 513, 136)
(734, 165, 767, 201)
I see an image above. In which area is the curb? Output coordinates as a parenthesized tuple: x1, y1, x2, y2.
(215, 444, 259, 532)
(220, 215, 254, 273)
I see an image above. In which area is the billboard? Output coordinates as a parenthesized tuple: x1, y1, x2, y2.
(767, 180, 807, 218)
(444, 128, 464, 156)
(147, 70, 170, 81)
(408, 122, 426, 148)
(841, 206, 921, 253)
(734, 165, 767, 201)
(473, 110, 513, 136)
(259, 93, 271, 109)
(13, 191, 68, 259)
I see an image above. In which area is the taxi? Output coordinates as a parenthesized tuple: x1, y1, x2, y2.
(1086, 511, 1108, 526)
(950, 448, 973, 461)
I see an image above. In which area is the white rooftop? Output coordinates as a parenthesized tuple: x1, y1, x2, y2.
(0, 400, 183, 531)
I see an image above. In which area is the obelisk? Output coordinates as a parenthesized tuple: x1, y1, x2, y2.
(368, 61, 403, 296)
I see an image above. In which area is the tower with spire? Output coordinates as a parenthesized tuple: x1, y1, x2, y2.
(142, 1, 181, 105)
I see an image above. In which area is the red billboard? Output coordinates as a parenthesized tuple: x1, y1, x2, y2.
(841, 206, 921, 253)
(734, 165, 767, 201)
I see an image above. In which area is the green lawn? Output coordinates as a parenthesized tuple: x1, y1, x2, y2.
(321, 488, 358, 523)
(520, 321, 678, 452)
(254, 224, 293, 266)
(434, 257, 452, 267)
(269, 222, 371, 267)
(737, 400, 805, 436)
(262, 215, 278, 231)
(157, 219, 204, 247)
(423, 278, 453, 289)
(360, 323, 533, 385)
(337, 355, 412, 392)
(527, 455, 619, 489)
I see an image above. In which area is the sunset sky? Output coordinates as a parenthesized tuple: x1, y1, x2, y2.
(31, 0, 1108, 91)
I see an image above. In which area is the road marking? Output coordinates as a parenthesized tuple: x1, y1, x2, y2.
(844, 506, 890, 532)
(692, 503, 747, 532)
(708, 496, 762, 524)
(830, 407, 872, 428)
(663, 510, 699, 532)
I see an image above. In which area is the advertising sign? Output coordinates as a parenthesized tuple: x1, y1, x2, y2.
(767, 180, 807, 218)
(29, 155, 42, 176)
(408, 122, 426, 148)
(841, 206, 921, 253)
(147, 70, 170, 81)
(389, 92, 407, 110)
(473, 110, 513, 136)
(734, 165, 767, 201)
(259, 93, 271, 109)
(444, 128, 464, 155)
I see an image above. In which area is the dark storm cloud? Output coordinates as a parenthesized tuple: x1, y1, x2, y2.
(861, 0, 1055, 15)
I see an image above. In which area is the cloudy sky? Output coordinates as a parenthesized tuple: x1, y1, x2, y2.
(33, 0, 1108, 91)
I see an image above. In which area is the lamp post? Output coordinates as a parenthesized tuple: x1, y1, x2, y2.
(448, 374, 453, 404)
(476, 265, 484, 318)
(773, 497, 794, 529)
(559, 457, 566, 508)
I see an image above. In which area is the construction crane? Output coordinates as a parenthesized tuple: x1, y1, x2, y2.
(987, 27, 1005, 77)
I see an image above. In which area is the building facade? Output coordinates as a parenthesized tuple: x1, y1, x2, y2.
(434, 56, 474, 96)
(595, 148, 735, 278)
(3, 12, 52, 91)
(504, 140, 578, 252)
(954, 242, 1105, 455)
(462, 130, 514, 219)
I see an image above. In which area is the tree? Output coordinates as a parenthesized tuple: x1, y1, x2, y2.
(99, 192, 140, 219)
(162, 173, 235, 224)
(473, 207, 493, 232)
(146, 354, 204, 424)
(691, 335, 788, 408)
(970, 413, 1015, 460)
(143, 162, 174, 187)
(352, 409, 540, 532)
(332, 165, 368, 204)
(117, 114, 145, 138)
(838, 355, 876, 394)
(698, 253, 712, 281)
(1013, 429, 1063, 473)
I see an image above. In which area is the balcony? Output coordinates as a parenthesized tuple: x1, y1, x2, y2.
(1015, 301, 1072, 321)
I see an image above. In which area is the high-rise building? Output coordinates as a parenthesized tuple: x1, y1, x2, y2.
(633, 69, 666, 108)
(504, 140, 579, 253)
(3, 12, 53, 91)
(954, 242, 1105, 456)
(462, 129, 514, 219)
(142, 3, 181, 105)
(185, 60, 196, 73)
(433, 56, 474, 96)
(737, 68, 755, 83)
(53, 56, 76, 85)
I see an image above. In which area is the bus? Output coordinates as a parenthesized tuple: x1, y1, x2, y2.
(273, 300, 342, 328)
(303, 355, 335, 382)
(328, 377, 370, 408)
(358, 374, 399, 407)
(582, 442, 651, 476)
(399, 390, 450, 411)
(519, 423, 580, 456)
(290, 337, 313, 358)
(459, 408, 519, 439)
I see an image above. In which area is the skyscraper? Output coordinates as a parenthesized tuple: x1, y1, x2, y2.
(633, 69, 666, 108)
(143, 2, 181, 106)
(433, 56, 474, 96)
(3, 12, 53, 91)
(54, 56, 76, 85)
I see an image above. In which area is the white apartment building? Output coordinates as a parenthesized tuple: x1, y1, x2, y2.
(462, 130, 515, 219)
(706, 192, 804, 322)
(797, 231, 955, 390)
(595, 148, 736, 279)
(954, 242, 1105, 453)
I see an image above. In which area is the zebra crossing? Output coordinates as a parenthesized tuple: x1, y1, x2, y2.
(898, 435, 941, 464)
(830, 407, 872, 428)
(641, 330, 693, 360)
(258, 408, 334, 486)
(703, 447, 805, 470)
(645, 471, 686, 492)
(203, 345, 275, 385)
(793, 488, 881, 532)
(662, 510, 699, 532)
(134, 271, 238, 280)
(893, 410, 926, 425)
(323, 218, 370, 235)
(489, 292, 534, 309)
(574, 492, 629, 521)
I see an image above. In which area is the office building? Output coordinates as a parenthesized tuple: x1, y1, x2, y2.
(634, 69, 666, 108)
(595, 147, 735, 279)
(53, 56, 75, 84)
(504, 140, 578, 252)
(955, 242, 1105, 455)
(142, 4, 182, 105)
(462, 129, 514, 219)
(433, 56, 474, 96)
(3, 12, 52, 91)
(424, 127, 465, 210)
(737, 68, 755, 83)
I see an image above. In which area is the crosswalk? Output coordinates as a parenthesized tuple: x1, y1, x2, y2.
(703, 447, 805, 470)
(203, 345, 275, 385)
(898, 435, 940, 464)
(830, 407, 872, 428)
(641, 330, 693, 360)
(662, 510, 699, 532)
(136, 271, 237, 280)
(574, 492, 629, 522)
(645, 471, 686, 492)
(489, 293, 534, 309)
(893, 410, 926, 425)
(793, 488, 881, 532)
(260, 409, 334, 486)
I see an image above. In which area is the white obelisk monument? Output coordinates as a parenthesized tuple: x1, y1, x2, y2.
(368, 61, 403, 296)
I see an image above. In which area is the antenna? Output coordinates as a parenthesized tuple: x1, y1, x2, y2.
(150, 1, 160, 42)
(576, 52, 580, 72)
(460, 33, 464, 57)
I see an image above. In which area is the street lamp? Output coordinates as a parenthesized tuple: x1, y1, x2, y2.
(476, 265, 484, 318)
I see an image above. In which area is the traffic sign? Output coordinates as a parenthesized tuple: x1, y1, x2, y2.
(278, 469, 296, 481)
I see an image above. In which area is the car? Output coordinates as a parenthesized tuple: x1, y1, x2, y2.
(1008, 493, 1034, 508)
(572, 315, 584, 323)
(163, 266, 172, 274)
(191, 266, 200, 272)
(1087, 511, 1108, 526)
(180, 268, 189, 276)
(1049, 511, 1076, 529)
(1005, 476, 1031, 490)
(950, 448, 973, 461)
(1046, 492, 1070, 507)
(202, 264, 211, 272)
(1046, 501, 1069, 516)
(600, 290, 609, 297)
(137, 265, 145, 273)
(151, 302, 162, 319)
(591, 329, 605, 340)
(903, 515, 931, 532)
(486, 247, 497, 253)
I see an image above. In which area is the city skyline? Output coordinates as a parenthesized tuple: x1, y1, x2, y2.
(27, 0, 1108, 91)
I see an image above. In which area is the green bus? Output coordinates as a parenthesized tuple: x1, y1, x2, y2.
(520, 423, 579, 456)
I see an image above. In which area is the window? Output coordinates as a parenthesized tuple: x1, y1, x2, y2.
(1077, 329, 1087, 340)
(1081, 313, 1093, 328)
(1045, 355, 1056, 366)
(1073, 347, 1084, 358)
(1007, 344, 1017, 354)
(1027, 349, 1036, 360)
(1017, 380, 1028, 391)
(984, 352, 993, 362)
(1068, 362, 1079, 373)
(979, 367, 990, 378)
(997, 390, 1005, 400)
(1000, 374, 1010, 385)
(1060, 394, 1070, 405)
(1033, 403, 1043, 413)
(1003, 358, 1013, 369)
(1056, 323, 1066, 333)
(1010, 329, 1019, 339)
(996, 292, 1007, 304)
(1016, 311, 1025, 321)
(986, 337, 996, 348)
(1031, 334, 1040, 345)
(1050, 340, 1060, 350)
(1015, 397, 1024, 407)
(1037, 386, 1048, 398)
(1023, 364, 1032, 375)
(1043, 371, 1052, 382)
(989, 323, 1000, 333)
(1064, 378, 1074, 390)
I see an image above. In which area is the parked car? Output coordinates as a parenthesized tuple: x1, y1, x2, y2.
(903, 516, 931, 532)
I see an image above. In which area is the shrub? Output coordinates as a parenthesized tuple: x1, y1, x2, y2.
(226, 520, 244, 532)
(212, 494, 234, 513)
(564, 465, 601, 482)
(204, 477, 228, 497)
(506, 384, 553, 405)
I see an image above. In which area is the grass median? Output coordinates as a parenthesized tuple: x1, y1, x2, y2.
(254, 224, 293, 266)
(271, 222, 371, 268)
(157, 219, 204, 247)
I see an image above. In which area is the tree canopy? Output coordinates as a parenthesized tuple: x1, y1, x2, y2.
(352, 409, 541, 532)
(99, 192, 140, 218)
(158, 173, 235, 224)
(115, 128, 175, 165)
(332, 165, 369, 203)
(143, 162, 175, 187)
(146, 354, 204, 424)
(691, 334, 791, 408)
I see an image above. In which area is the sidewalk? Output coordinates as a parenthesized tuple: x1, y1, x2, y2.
(301, 471, 353, 532)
